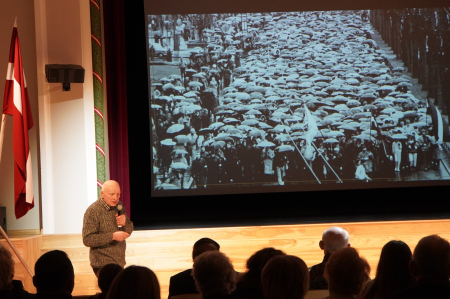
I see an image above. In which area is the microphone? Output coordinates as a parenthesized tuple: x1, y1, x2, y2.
(116, 204, 124, 228)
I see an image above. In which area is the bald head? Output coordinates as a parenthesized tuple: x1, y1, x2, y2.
(320, 226, 350, 255)
(101, 180, 121, 207)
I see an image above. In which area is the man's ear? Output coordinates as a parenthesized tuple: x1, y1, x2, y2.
(347, 243, 351, 247)
(319, 240, 324, 250)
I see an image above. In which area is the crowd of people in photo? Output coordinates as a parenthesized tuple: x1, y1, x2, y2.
(150, 10, 447, 190)
(2, 229, 450, 299)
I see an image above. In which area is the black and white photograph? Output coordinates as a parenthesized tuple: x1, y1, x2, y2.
(147, 9, 450, 192)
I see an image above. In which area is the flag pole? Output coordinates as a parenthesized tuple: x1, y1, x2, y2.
(0, 114, 6, 164)
(0, 226, 34, 278)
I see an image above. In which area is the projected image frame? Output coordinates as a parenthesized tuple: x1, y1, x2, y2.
(146, 1, 450, 199)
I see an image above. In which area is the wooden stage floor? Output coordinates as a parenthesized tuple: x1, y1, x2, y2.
(3, 219, 450, 298)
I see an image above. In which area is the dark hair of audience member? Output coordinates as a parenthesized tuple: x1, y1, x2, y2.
(234, 247, 285, 299)
(363, 240, 413, 299)
(33, 250, 75, 294)
(412, 234, 450, 279)
(325, 247, 370, 297)
(92, 264, 123, 299)
(261, 255, 309, 299)
(107, 265, 160, 299)
(192, 238, 220, 260)
(0, 246, 14, 291)
(192, 251, 236, 298)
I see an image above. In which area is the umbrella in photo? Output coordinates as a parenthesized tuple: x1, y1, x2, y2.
(390, 134, 408, 140)
(275, 134, 291, 142)
(276, 144, 295, 152)
(171, 162, 188, 170)
(237, 124, 253, 131)
(246, 109, 263, 115)
(323, 138, 339, 144)
(248, 129, 264, 137)
(403, 111, 418, 118)
(242, 119, 259, 126)
(355, 134, 376, 142)
(198, 128, 214, 135)
(215, 134, 234, 142)
(166, 124, 184, 134)
(337, 124, 356, 131)
(171, 149, 189, 155)
(162, 83, 176, 91)
(151, 104, 162, 109)
(257, 140, 276, 148)
(361, 129, 378, 137)
(274, 124, 290, 133)
(223, 117, 240, 124)
(161, 139, 177, 146)
(258, 123, 273, 130)
(209, 122, 225, 129)
(189, 81, 203, 88)
(216, 110, 234, 116)
(323, 130, 345, 138)
(174, 135, 190, 144)
(212, 141, 226, 149)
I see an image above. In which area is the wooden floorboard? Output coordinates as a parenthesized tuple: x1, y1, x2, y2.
(6, 219, 450, 297)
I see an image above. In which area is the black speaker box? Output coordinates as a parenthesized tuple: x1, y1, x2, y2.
(45, 64, 85, 83)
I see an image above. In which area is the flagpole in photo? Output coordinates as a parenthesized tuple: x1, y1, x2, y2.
(0, 18, 35, 278)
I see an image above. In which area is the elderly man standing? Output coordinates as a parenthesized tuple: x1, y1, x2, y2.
(82, 180, 133, 276)
(309, 226, 350, 290)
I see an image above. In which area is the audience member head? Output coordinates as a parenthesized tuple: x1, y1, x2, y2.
(192, 251, 236, 298)
(33, 250, 74, 295)
(365, 240, 413, 299)
(320, 226, 350, 255)
(410, 235, 450, 281)
(97, 264, 123, 297)
(107, 266, 160, 299)
(236, 248, 285, 296)
(192, 238, 220, 261)
(246, 247, 285, 272)
(261, 255, 309, 299)
(0, 246, 14, 291)
(324, 247, 370, 297)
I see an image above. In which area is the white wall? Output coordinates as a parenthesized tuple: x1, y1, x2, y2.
(0, 0, 40, 231)
(35, 0, 97, 234)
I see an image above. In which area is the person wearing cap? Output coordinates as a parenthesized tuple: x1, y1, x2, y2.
(357, 146, 373, 178)
(168, 238, 220, 298)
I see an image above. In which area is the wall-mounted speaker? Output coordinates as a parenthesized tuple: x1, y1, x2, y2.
(45, 64, 85, 91)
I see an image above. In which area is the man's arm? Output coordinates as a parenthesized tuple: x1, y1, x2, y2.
(82, 208, 114, 248)
(120, 203, 134, 235)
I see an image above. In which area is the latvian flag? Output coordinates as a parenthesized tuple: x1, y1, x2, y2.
(2, 21, 34, 219)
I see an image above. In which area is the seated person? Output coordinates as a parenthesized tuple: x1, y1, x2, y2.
(390, 235, 450, 299)
(192, 251, 236, 299)
(233, 247, 285, 299)
(309, 226, 350, 289)
(323, 247, 370, 299)
(0, 245, 34, 299)
(107, 265, 160, 299)
(361, 240, 414, 299)
(90, 263, 123, 299)
(168, 238, 220, 298)
(33, 250, 75, 299)
(261, 255, 309, 299)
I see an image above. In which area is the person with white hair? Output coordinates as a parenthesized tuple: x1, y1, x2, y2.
(309, 226, 350, 290)
(82, 180, 134, 276)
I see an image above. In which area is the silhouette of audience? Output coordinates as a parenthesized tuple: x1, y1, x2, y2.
(323, 247, 370, 299)
(0, 245, 34, 299)
(90, 263, 123, 299)
(310, 226, 351, 290)
(233, 247, 285, 299)
(390, 235, 450, 299)
(362, 240, 414, 299)
(261, 255, 309, 299)
(6, 234, 450, 299)
(192, 251, 236, 299)
(33, 250, 75, 299)
(169, 238, 221, 298)
(107, 265, 160, 299)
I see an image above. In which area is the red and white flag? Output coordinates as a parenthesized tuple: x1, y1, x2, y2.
(2, 21, 34, 219)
